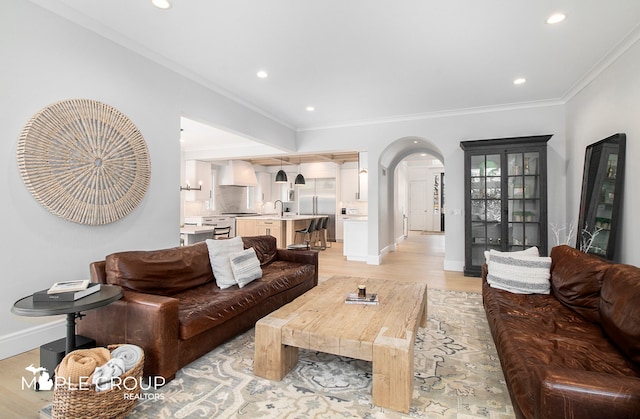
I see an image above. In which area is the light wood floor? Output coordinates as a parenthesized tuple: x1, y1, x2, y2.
(0, 231, 478, 418)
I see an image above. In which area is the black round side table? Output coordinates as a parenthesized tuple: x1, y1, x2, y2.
(12, 284, 123, 355)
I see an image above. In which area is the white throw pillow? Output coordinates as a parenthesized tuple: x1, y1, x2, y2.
(206, 236, 243, 289)
(484, 246, 539, 264)
(229, 247, 262, 288)
(487, 249, 551, 294)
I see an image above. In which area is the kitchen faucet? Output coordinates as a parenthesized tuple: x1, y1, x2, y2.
(274, 200, 284, 217)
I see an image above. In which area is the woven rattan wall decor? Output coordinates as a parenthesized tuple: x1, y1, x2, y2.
(17, 99, 151, 225)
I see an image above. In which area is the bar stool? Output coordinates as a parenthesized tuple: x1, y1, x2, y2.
(316, 216, 330, 250)
(295, 218, 318, 248)
(212, 226, 231, 239)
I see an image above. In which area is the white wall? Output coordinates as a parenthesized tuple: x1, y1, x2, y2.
(566, 38, 640, 266)
(1, 1, 295, 359)
(297, 105, 567, 269)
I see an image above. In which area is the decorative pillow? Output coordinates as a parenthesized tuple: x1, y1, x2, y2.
(484, 246, 539, 264)
(229, 247, 263, 288)
(487, 250, 551, 294)
(206, 236, 243, 289)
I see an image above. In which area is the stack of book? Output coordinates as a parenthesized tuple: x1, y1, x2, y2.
(344, 292, 379, 305)
(33, 280, 100, 302)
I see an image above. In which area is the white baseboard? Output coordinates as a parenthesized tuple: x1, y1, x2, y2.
(443, 259, 464, 272)
(0, 320, 65, 360)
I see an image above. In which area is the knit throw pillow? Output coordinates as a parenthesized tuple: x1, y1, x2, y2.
(206, 236, 243, 289)
(487, 250, 551, 294)
(229, 247, 262, 288)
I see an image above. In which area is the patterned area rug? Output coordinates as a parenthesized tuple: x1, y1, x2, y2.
(128, 288, 515, 418)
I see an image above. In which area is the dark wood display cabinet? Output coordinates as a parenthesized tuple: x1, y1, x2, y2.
(460, 135, 552, 277)
(576, 133, 625, 261)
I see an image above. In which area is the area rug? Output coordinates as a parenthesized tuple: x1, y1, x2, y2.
(127, 288, 514, 418)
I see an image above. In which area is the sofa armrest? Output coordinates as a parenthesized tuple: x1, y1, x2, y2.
(276, 249, 319, 286)
(89, 260, 108, 284)
(536, 368, 640, 419)
(77, 289, 180, 381)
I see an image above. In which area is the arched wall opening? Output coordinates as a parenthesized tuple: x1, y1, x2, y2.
(377, 136, 445, 258)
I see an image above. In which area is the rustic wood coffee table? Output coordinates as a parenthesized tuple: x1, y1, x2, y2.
(254, 275, 428, 413)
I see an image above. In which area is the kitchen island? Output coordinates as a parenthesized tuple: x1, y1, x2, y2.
(180, 225, 215, 245)
(236, 215, 327, 248)
(343, 217, 368, 261)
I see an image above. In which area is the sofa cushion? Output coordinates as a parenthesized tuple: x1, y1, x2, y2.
(241, 235, 278, 266)
(230, 247, 262, 288)
(550, 245, 610, 323)
(206, 236, 244, 289)
(105, 242, 213, 296)
(599, 263, 640, 364)
(487, 250, 551, 294)
(177, 260, 315, 340)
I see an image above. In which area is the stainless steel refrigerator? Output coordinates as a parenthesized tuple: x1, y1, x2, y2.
(298, 177, 336, 241)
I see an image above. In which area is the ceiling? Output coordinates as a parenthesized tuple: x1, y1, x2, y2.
(31, 0, 640, 163)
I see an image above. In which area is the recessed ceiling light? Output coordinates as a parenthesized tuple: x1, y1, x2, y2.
(256, 70, 268, 79)
(546, 13, 566, 24)
(305, 106, 315, 112)
(152, 0, 172, 9)
(513, 78, 527, 85)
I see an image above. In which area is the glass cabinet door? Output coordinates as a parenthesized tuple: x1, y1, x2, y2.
(469, 154, 502, 268)
(507, 151, 541, 251)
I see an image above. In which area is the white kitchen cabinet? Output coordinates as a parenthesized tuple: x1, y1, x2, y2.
(357, 151, 368, 201)
(340, 165, 358, 202)
(256, 172, 272, 202)
(343, 218, 368, 261)
(336, 217, 344, 242)
(184, 160, 211, 201)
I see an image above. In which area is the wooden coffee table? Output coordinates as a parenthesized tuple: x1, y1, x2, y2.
(254, 275, 428, 413)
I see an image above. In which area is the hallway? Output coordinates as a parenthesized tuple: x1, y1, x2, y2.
(318, 231, 480, 293)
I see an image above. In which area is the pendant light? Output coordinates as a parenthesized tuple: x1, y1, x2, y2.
(275, 157, 288, 183)
(295, 157, 305, 185)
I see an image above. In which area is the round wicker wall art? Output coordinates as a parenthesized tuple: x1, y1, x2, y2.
(17, 99, 151, 225)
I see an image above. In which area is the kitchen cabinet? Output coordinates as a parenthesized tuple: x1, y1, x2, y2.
(184, 160, 211, 201)
(235, 219, 256, 237)
(340, 166, 358, 202)
(460, 135, 551, 277)
(336, 217, 344, 242)
(236, 218, 285, 247)
(256, 219, 284, 247)
(357, 151, 368, 201)
(343, 218, 368, 261)
(255, 172, 272, 202)
(577, 133, 625, 260)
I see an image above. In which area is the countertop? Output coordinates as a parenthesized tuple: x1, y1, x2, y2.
(341, 215, 368, 221)
(237, 214, 328, 221)
(180, 225, 215, 234)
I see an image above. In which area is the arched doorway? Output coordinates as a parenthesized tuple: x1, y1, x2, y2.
(377, 137, 445, 255)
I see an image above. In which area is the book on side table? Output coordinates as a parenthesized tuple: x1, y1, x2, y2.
(345, 292, 379, 305)
(33, 282, 100, 302)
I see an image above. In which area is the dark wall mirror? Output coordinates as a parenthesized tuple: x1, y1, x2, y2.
(576, 133, 626, 261)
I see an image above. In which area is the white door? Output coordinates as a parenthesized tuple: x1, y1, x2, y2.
(409, 181, 428, 231)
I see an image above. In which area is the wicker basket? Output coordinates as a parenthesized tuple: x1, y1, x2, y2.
(52, 344, 145, 419)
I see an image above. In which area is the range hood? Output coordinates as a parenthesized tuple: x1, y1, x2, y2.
(219, 160, 258, 186)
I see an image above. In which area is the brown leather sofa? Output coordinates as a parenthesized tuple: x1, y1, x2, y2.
(483, 245, 640, 419)
(77, 235, 318, 381)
